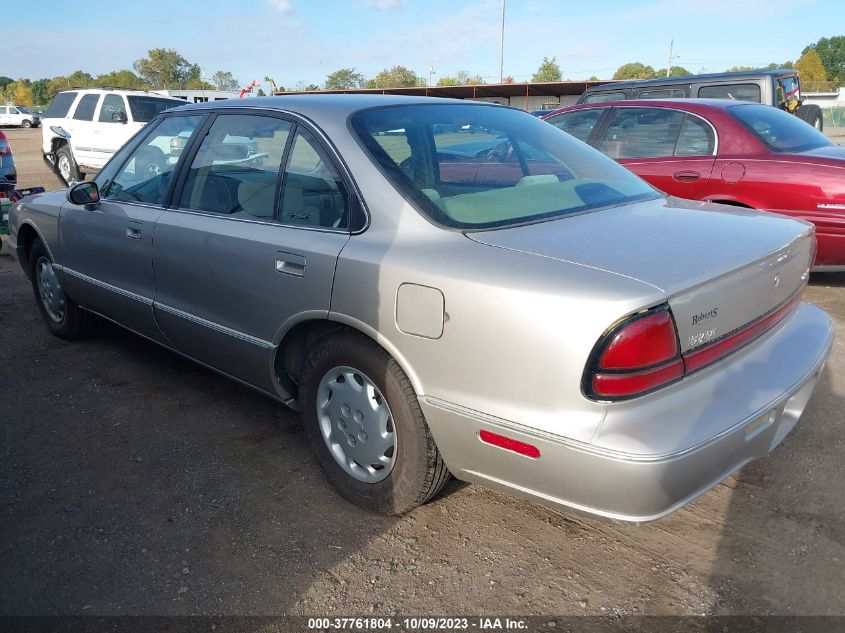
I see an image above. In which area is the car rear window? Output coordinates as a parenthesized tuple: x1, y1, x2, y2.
(350, 103, 658, 230)
(44, 92, 78, 119)
(729, 103, 831, 153)
(127, 96, 182, 122)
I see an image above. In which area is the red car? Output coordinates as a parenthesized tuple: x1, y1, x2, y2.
(543, 100, 845, 269)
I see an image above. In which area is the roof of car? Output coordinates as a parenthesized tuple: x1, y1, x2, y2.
(166, 93, 498, 119)
(581, 69, 794, 93)
(544, 98, 763, 118)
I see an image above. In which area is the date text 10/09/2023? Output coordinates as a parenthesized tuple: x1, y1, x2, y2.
(307, 617, 529, 630)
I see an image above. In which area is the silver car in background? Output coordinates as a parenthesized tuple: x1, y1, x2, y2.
(9, 95, 833, 523)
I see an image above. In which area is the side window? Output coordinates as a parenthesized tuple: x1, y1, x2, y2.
(598, 108, 684, 159)
(637, 88, 686, 99)
(546, 109, 604, 142)
(9, 108, 20, 115)
(179, 115, 292, 219)
(582, 91, 627, 103)
(44, 92, 78, 119)
(279, 129, 349, 229)
(99, 94, 128, 123)
(675, 116, 715, 156)
(697, 83, 761, 103)
(0, 107, 6, 115)
(72, 94, 100, 121)
(104, 115, 203, 205)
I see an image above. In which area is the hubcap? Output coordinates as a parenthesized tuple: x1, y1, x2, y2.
(36, 257, 66, 323)
(316, 366, 397, 483)
(58, 155, 71, 181)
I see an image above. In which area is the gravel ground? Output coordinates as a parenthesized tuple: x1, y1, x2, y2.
(1, 127, 844, 617)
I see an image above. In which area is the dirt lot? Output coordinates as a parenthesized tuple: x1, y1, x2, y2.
(1, 127, 844, 617)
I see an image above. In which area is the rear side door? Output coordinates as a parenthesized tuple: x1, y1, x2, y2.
(58, 114, 205, 342)
(65, 93, 101, 170)
(152, 112, 353, 396)
(593, 106, 716, 198)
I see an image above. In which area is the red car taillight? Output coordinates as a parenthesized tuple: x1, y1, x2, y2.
(0, 132, 10, 155)
(585, 306, 684, 400)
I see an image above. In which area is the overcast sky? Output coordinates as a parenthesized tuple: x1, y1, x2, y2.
(5, 0, 840, 86)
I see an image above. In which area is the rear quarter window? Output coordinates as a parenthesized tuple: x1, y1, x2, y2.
(44, 92, 78, 119)
(697, 83, 761, 102)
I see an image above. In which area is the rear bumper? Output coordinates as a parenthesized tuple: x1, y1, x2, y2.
(421, 302, 834, 524)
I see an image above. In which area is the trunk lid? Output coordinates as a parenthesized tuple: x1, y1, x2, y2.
(467, 197, 814, 353)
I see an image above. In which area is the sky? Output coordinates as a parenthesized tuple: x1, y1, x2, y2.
(4, 0, 843, 88)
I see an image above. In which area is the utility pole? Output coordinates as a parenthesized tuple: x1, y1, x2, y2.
(428, 66, 435, 87)
(666, 39, 674, 77)
(499, 0, 506, 83)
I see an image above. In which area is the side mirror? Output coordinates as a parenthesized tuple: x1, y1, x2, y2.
(112, 110, 128, 124)
(67, 181, 100, 209)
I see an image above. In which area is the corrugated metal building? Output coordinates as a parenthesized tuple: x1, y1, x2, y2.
(272, 81, 611, 112)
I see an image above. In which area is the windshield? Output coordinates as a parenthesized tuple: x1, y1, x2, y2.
(351, 104, 658, 230)
(127, 96, 183, 122)
(729, 103, 831, 153)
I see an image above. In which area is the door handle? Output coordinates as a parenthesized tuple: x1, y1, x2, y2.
(275, 251, 306, 277)
(673, 170, 701, 183)
(125, 223, 142, 239)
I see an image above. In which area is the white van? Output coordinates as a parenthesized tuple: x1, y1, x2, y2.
(0, 105, 40, 128)
(41, 89, 184, 183)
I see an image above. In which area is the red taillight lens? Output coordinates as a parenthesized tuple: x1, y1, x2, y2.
(0, 141, 10, 155)
(586, 307, 683, 400)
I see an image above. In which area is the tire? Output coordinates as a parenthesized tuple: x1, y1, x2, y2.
(300, 330, 450, 515)
(797, 104, 823, 131)
(29, 239, 94, 340)
(55, 144, 82, 184)
(22, 119, 32, 128)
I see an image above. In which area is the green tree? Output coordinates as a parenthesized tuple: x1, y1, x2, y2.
(437, 70, 485, 86)
(436, 76, 461, 86)
(803, 36, 845, 82)
(370, 65, 420, 88)
(0, 76, 13, 92)
(325, 68, 364, 90)
(531, 57, 562, 82)
(30, 78, 51, 105)
(727, 62, 793, 72)
(95, 69, 146, 90)
(210, 70, 240, 92)
(795, 49, 828, 82)
(652, 65, 691, 78)
(613, 62, 655, 80)
(3, 80, 34, 106)
(47, 76, 71, 101)
(66, 70, 94, 88)
(134, 48, 200, 88)
(185, 77, 214, 89)
(587, 75, 600, 81)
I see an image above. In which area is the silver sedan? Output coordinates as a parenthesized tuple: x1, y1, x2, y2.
(9, 95, 834, 523)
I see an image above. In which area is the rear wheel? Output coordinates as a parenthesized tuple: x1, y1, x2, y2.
(300, 331, 450, 515)
(56, 145, 82, 184)
(29, 239, 94, 340)
(797, 104, 823, 131)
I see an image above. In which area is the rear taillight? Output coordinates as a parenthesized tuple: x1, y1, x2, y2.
(585, 306, 683, 400)
(0, 137, 10, 155)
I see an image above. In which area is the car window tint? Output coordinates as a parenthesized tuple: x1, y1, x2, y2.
(44, 92, 78, 118)
(179, 115, 291, 220)
(104, 115, 203, 205)
(675, 116, 715, 156)
(546, 109, 604, 142)
(279, 129, 349, 229)
(697, 84, 761, 102)
(598, 107, 684, 159)
(729, 103, 831, 153)
(127, 96, 182, 122)
(582, 91, 626, 103)
(72, 94, 100, 121)
(637, 88, 686, 99)
(0, 107, 6, 114)
(99, 93, 128, 123)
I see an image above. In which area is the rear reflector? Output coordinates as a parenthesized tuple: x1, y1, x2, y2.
(478, 430, 540, 459)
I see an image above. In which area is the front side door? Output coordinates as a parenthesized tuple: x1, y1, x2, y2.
(91, 93, 134, 168)
(594, 107, 716, 199)
(57, 114, 205, 342)
(153, 113, 352, 395)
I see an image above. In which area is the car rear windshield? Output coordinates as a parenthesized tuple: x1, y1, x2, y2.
(44, 92, 78, 119)
(350, 104, 658, 230)
(127, 96, 182, 122)
(729, 103, 831, 153)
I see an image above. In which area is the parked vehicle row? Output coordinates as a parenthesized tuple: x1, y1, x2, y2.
(9, 95, 832, 523)
(543, 99, 845, 270)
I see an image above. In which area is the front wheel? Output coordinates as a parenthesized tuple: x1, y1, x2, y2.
(22, 119, 32, 128)
(29, 239, 94, 340)
(55, 145, 82, 184)
(300, 331, 450, 515)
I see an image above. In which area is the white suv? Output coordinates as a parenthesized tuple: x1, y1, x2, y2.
(0, 105, 40, 128)
(41, 89, 184, 183)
